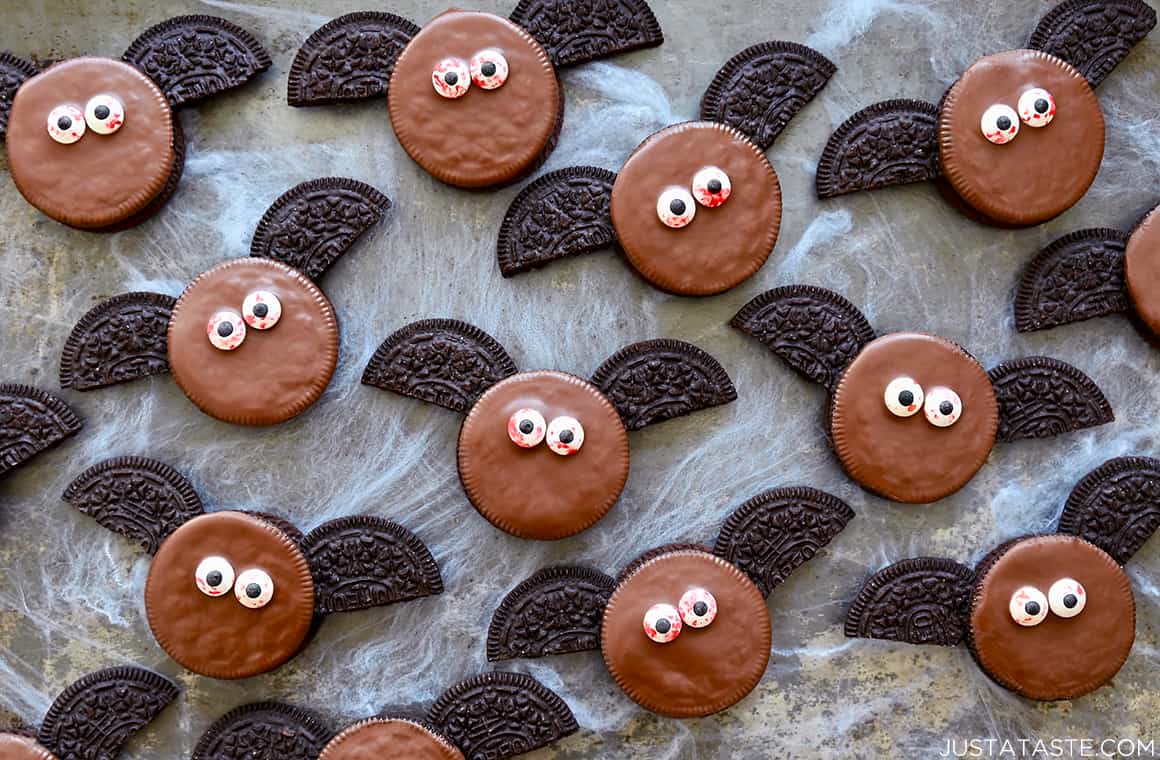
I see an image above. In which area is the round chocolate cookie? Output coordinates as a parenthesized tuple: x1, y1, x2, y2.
(969, 534, 1134, 700)
(6, 57, 176, 229)
(1125, 205, 1160, 338)
(144, 511, 316, 679)
(319, 719, 464, 760)
(831, 332, 999, 504)
(0, 735, 55, 760)
(601, 549, 771, 717)
(457, 370, 629, 540)
(610, 121, 782, 295)
(167, 258, 339, 426)
(939, 49, 1104, 227)
(387, 10, 561, 188)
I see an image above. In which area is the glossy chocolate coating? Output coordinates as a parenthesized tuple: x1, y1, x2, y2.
(0, 734, 55, 760)
(319, 719, 464, 760)
(1125, 205, 1160, 337)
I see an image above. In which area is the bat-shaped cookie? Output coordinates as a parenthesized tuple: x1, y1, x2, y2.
(733, 285, 1114, 503)
(362, 319, 737, 539)
(62, 457, 442, 679)
(288, 1, 663, 189)
(0, 666, 177, 760)
(0, 384, 82, 477)
(191, 672, 576, 760)
(0, 16, 269, 230)
(59, 177, 390, 426)
(816, 0, 1156, 227)
(488, 487, 854, 717)
(846, 456, 1160, 700)
(498, 40, 836, 295)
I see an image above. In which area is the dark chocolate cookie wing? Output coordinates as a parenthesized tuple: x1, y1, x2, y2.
(732, 285, 875, 394)
(487, 566, 615, 661)
(0, 384, 82, 477)
(844, 558, 975, 646)
(62, 456, 203, 554)
(123, 15, 271, 107)
(714, 487, 854, 597)
(191, 702, 333, 760)
(427, 672, 578, 759)
(700, 41, 836, 150)
(988, 357, 1114, 442)
(590, 339, 736, 431)
(301, 516, 443, 615)
(288, 12, 421, 106)
(38, 667, 178, 760)
(816, 99, 941, 199)
(362, 319, 518, 413)
(250, 178, 391, 280)
(1057, 456, 1160, 564)
(497, 167, 617, 277)
(1029, 0, 1157, 87)
(60, 292, 175, 391)
(510, 0, 663, 68)
(1014, 229, 1130, 332)
(0, 52, 38, 139)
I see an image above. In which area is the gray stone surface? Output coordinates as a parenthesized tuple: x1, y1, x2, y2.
(0, 0, 1157, 757)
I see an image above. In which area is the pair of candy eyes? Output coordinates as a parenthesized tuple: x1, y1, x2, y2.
(883, 377, 962, 428)
(432, 50, 509, 98)
(507, 409, 584, 456)
(1009, 578, 1086, 626)
(194, 556, 275, 609)
(47, 95, 124, 144)
(980, 88, 1057, 145)
(643, 588, 718, 643)
(656, 167, 732, 229)
(206, 291, 283, 351)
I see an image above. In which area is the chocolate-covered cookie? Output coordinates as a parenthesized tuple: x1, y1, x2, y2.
(289, 2, 663, 189)
(734, 285, 1113, 503)
(817, 0, 1154, 227)
(1, 16, 269, 229)
(363, 321, 736, 539)
(846, 456, 1160, 700)
(64, 457, 442, 679)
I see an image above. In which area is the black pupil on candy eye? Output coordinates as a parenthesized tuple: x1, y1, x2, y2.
(217, 322, 234, 337)
(206, 570, 222, 587)
(1064, 594, 1077, 608)
(670, 198, 686, 215)
(94, 105, 110, 120)
(245, 583, 262, 599)
(1024, 601, 1040, 616)
(693, 601, 708, 616)
(558, 429, 574, 444)
(1035, 99, 1049, 114)
(996, 115, 1012, 131)
(481, 62, 497, 76)
(707, 179, 722, 194)
(519, 420, 534, 434)
(57, 116, 72, 129)
(655, 618, 671, 634)
(898, 390, 914, 406)
(444, 71, 458, 85)
(939, 401, 954, 416)
(252, 303, 268, 318)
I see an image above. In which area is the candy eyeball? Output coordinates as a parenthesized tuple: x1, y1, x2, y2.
(1017, 88, 1055, 128)
(546, 416, 584, 456)
(470, 49, 509, 90)
(47, 104, 85, 144)
(923, 387, 962, 428)
(242, 291, 282, 330)
(195, 556, 236, 598)
(432, 58, 470, 99)
(656, 187, 696, 228)
(678, 588, 717, 628)
(643, 603, 682, 643)
(508, 408, 546, 448)
(207, 311, 246, 351)
(1009, 585, 1049, 626)
(980, 104, 1020, 145)
(1047, 577, 1086, 618)
(84, 94, 124, 134)
(691, 166, 731, 208)
(883, 377, 924, 418)
(234, 568, 275, 609)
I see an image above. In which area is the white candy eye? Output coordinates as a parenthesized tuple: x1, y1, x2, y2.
(242, 291, 281, 330)
(195, 556, 235, 598)
(432, 58, 470, 98)
(47, 104, 85, 144)
(980, 104, 1020, 145)
(470, 49, 509, 90)
(883, 377, 924, 418)
(1048, 577, 1086, 618)
(1009, 586, 1049, 627)
(235, 569, 274, 609)
(643, 603, 682, 643)
(923, 387, 962, 428)
(507, 408, 546, 448)
(656, 187, 696, 228)
(678, 588, 717, 628)
(545, 416, 584, 456)
(691, 166, 731, 208)
(1017, 88, 1055, 128)
(207, 311, 246, 351)
(84, 94, 124, 134)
